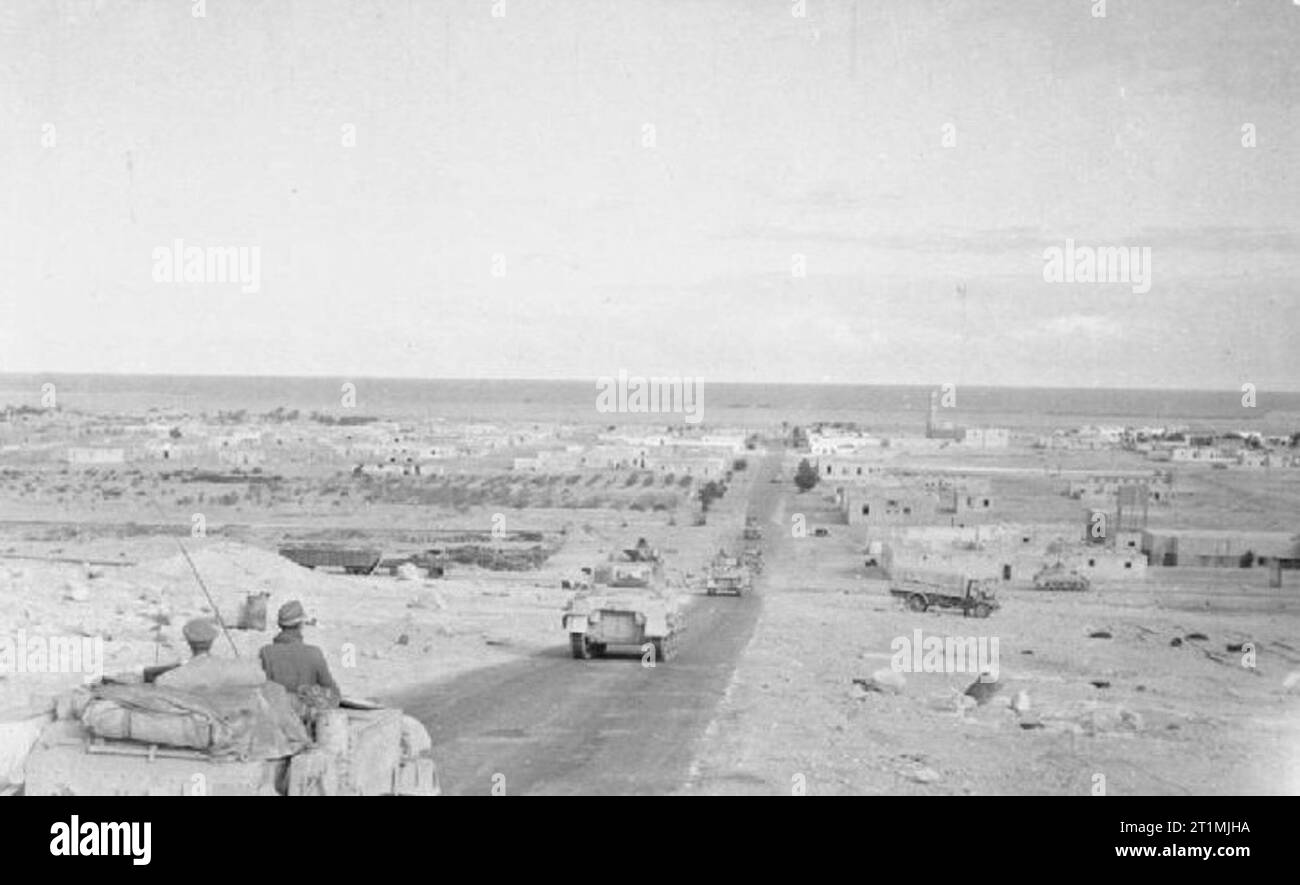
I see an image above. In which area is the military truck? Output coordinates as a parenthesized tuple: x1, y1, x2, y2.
(889, 575, 999, 618)
(1032, 563, 1091, 592)
(22, 682, 440, 797)
(279, 545, 382, 575)
(562, 543, 683, 661)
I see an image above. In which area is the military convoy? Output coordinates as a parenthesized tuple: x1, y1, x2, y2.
(562, 541, 684, 662)
(1032, 563, 1092, 592)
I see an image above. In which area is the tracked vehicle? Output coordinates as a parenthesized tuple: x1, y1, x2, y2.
(562, 542, 683, 662)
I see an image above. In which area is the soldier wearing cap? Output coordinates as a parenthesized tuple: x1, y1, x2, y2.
(258, 600, 339, 700)
(156, 617, 264, 690)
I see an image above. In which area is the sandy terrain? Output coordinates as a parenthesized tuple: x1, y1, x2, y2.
(3, 418, 1298, 796)
(682, 456, 1300, 795)
(0, 469, 757, 724)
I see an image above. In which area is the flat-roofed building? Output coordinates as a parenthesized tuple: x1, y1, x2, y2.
(1142, 529, 1299, 569)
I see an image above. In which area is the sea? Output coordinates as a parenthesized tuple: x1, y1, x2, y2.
(1, 374, 1297, 433)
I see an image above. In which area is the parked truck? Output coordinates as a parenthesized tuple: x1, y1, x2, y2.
(889, 575, 999, 618)
(279, 545, 382, 575)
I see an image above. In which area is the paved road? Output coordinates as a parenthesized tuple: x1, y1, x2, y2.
(388, 450, 785, 796)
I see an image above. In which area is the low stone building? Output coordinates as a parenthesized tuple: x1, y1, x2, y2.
(1142, 529, 1298, 569)
(67, 446, 126, 465)
(842, 485, 940, 527)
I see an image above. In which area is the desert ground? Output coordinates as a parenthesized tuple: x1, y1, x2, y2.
(683, 453, 1300, 796)
(2, 412, 1298, 795)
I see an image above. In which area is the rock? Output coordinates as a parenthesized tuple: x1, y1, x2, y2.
(1170, 637, 1183, 647)
(1090, 680, 1111, 689)
(1078, 704, 1143, 735)
(1011, 690, 1031, 713)
(909, 767, 941, 784)
(396, 633, 410, 646)
(1283, 672, 1300, 693)
(1088, 630, 1112, 639)
(854, 669, 906, 695)
(964, 677, 1001, 706)
(1185, 632, 1208, 641)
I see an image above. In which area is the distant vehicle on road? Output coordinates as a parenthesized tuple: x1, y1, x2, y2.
(562, 543, 683, 662)
(706, 550, 750, 597)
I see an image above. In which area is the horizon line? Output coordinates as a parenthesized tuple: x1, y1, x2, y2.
(0, 370, 1297, 396)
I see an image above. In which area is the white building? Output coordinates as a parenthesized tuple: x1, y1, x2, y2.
(67, 447, 126, 465)
(961, 427, 1010, 449)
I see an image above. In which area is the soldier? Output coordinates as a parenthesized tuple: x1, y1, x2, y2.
(259, 601, 340, 717)
(156, 618, 264, 690)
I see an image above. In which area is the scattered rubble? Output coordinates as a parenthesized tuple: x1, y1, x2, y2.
(963, 677, 1002, 706)
(853, 669, 906, 695)
(908, 767, 942, 784)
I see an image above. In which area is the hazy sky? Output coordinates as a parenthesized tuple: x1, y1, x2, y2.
(1, 0, 1296, 388)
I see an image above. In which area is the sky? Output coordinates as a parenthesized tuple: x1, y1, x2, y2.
(0, 0, 1296, 389)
